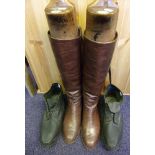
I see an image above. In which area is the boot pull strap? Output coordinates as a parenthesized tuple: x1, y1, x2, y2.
(109, 67, 112, 84)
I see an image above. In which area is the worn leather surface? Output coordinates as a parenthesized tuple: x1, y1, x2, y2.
(82, 92, 100, 149)
(99, 84, 123, 150)
(48, 31, 81, 92)
(63, 90, 81, 143)
(82, 33, 118, 149)
(41, 83, 65, 145)
(48, 31, 82, 144)
(83, 33, 118, 96)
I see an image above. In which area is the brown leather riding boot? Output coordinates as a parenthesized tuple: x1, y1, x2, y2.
(82, 33, 118, 149)
(48, 30, 82, 144)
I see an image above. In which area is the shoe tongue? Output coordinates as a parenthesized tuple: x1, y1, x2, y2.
(105, 97, 121, 113)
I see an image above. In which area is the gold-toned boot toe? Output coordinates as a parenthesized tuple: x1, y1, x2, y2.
(82, 128, 99, 149)
(63, 128, 79, 144)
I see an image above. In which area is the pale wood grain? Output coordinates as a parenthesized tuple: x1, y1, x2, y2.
(111, 0, 130, 93)
(26, 0, 62, 93)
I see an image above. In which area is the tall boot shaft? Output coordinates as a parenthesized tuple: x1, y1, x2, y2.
(83, 32, 118, 96)
(48, 30, 81, 92)
(82, 32, 118, 149)
(48, 29, 82, 144)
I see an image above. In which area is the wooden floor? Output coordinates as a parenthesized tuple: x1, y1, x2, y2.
(25, 0, 130, 94)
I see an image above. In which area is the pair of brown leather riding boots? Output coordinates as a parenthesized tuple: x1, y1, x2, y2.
(48, 29, 117, 149)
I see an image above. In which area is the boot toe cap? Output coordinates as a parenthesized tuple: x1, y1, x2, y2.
(41, 116, 59, 145)
(82, 131, 99, 149)
(103, 124, 122, 150)
(104, 143, 118, 151)
(41, 133, 56, 145)
(63, 129, 78, 144)
(83, 138, 97, 149)
(103, 131, 121, 150)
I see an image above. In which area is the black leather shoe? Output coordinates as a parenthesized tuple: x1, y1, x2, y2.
(99, 84, 123, 150)
(41, 83, 65, 146)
